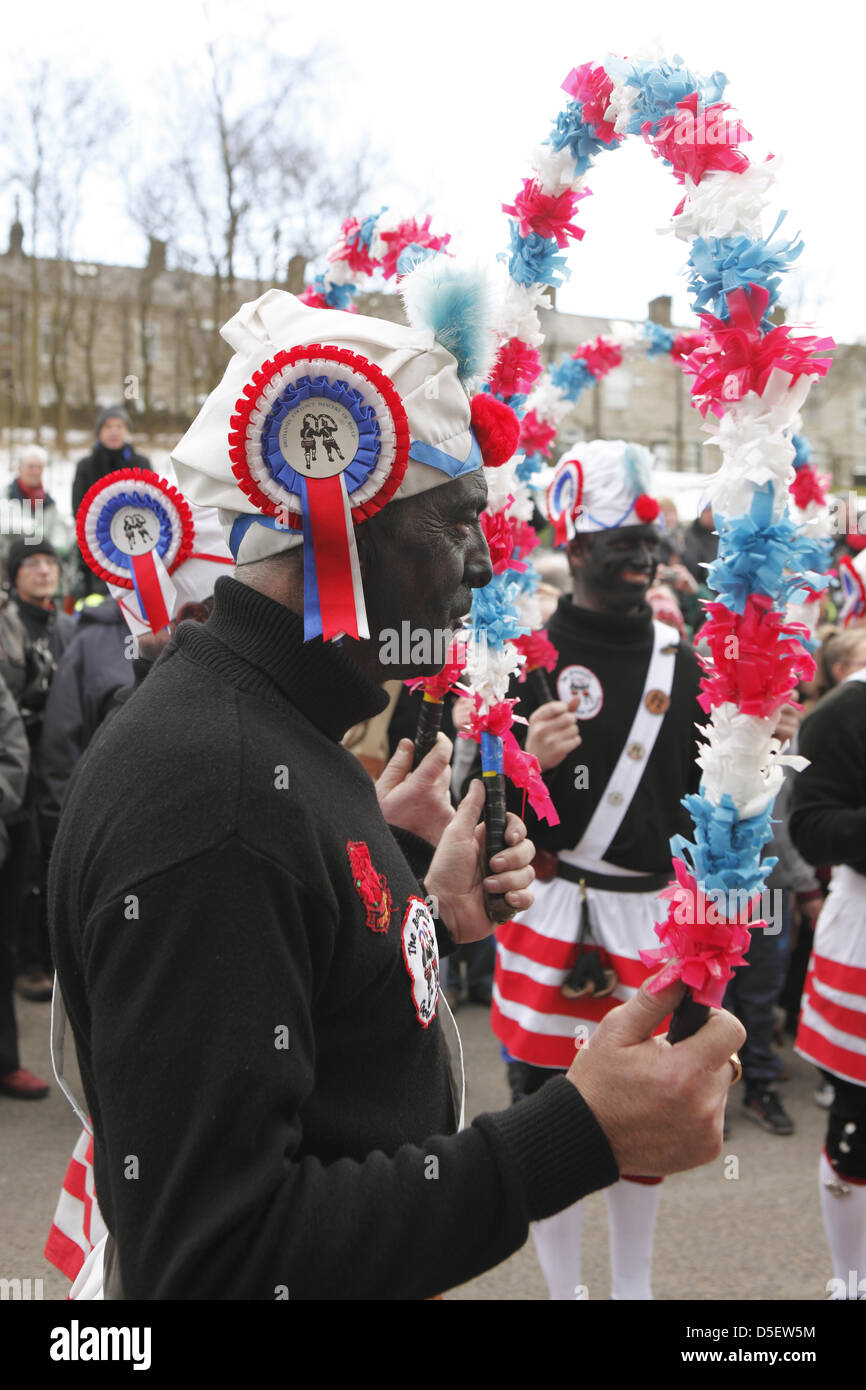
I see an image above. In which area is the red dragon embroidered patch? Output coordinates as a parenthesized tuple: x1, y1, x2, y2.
(347, 841, 392, 933)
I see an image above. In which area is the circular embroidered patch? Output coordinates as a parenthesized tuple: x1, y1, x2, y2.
(401, 896, 440, 1028)
(76, 468, 194, 589)
(228, 344, 410, 530)
(557, 664, 604, 720)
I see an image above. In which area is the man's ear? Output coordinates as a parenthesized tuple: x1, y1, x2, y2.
(566, 535, 586, 570)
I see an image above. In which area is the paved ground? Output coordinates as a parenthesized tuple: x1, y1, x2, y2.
(1, 991, 832, 1301)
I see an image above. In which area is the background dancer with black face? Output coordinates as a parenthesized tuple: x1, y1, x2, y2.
(492, 440, 707, 1301)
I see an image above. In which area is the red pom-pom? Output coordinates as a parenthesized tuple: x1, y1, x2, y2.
(470, 394, 520, 468)
(634, 493, 660, 523)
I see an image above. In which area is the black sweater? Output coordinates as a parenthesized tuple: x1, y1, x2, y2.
(789, 676, 866, 875)
(512, 597, 704, 874)
(49, 576, 617, 1300)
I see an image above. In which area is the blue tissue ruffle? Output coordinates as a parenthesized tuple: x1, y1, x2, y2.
(515, 452, 546, 485)
(686, 224, 803, 322)
(467, 572, 530, 650)
(643, 321, 675, 357)
(309, 274, 358, 311)
(707, 485, 829, 612)
(357, 207, 386, 249)
(604, 54, 727, 135)
(791, 433, 813, 469)
(672, 791, 777, 912)
(546, 100, 614, 175)
(504, 223, 570, 288)
(550, 354, 596, 400)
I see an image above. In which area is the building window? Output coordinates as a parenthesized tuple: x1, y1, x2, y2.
(857, 394, 866, 433)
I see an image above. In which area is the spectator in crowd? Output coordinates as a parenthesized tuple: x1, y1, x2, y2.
(657, 496, 687, 564)
(0, 538, 75, 1000)
(1, 447, 70, 584)
(682, 502, 719, 584)
(0, 669, 48, 1098)
(72, 408, 151, 597)
(38, 597, 134, 849)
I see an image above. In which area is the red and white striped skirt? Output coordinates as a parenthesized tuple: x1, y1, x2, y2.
(796, 866, 866, 1088)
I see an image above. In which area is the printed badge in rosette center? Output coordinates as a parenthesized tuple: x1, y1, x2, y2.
(228, 344, 410, 642)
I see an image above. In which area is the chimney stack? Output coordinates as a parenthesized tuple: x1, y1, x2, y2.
(146, 237, 167, 274)
(648, 294, 672, 327)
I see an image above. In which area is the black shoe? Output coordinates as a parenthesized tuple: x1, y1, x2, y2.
(743, 1086, 794, 1135)
(467, 986, 492, 1006)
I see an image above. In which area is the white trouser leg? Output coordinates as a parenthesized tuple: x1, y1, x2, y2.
(819, 1151, 866, 1297)
(531, 1200, 585, 1300)
(604, 1178, 662, 1300)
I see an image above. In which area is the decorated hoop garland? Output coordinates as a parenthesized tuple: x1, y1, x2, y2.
(465, 53, 834, 1033)
(299, 211, 451, 311)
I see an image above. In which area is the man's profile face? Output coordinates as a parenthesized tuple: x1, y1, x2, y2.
(354, 470, 493, 679)
(569, 524, 660, 614)
(15, 552, 60, 605)
(99, 417, 128, 451)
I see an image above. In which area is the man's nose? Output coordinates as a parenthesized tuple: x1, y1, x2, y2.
(467, 534, 493, 590)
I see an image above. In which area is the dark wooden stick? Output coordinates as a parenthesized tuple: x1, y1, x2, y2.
(666, 992, 711, 1044)
(526, 666, 554, 706)
(413, 695, 444, 768)
(481, 731, 510, 923)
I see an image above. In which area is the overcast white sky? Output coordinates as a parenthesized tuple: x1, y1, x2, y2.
(3, 0, 864, 341)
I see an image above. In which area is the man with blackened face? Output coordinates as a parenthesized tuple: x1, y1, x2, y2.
(53, 284, 730, 1304)
(491, 439, 706, 1303)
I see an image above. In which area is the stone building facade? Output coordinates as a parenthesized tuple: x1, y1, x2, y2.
(1, 215, 864, 490)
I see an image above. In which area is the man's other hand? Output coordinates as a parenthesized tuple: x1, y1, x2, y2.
(426, 780, 535, 942)
(375, 735, 454, 845)
(568, 977, 746, 1177)
(524, 696, 582, 771)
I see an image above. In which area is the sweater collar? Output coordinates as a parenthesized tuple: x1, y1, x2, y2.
(549, 592, 653, 647)
(184, 575, 389, 742)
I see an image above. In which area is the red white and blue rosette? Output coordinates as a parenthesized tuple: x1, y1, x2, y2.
(227, 344, 410, 642)
(546, 457, 583, 547)
(76, 469, 195, 634)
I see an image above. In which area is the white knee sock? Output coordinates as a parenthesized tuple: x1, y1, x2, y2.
(819, 1152, 866, 1298)
(604, 1178, 662, 1300)
(531, 1201, 585, 1300)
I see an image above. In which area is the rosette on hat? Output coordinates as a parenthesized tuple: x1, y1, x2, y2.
(546, 439, 660, 539)
(171, 287, 499, 643)
(76, 469, 233, 637)
(840, 549, 866, 627)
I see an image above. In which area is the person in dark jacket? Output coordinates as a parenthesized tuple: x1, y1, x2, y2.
(72, 408, 151, 597)
(0, 670, 49, 1098)
(0, 538, 76, 1000)
(682, 503, 719, 583)
(38, 598, 133, 847)
(49, 290, 742, 1301)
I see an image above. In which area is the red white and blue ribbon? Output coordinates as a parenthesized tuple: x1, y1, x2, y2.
(76, 469, 195, 634)
(227, 345, 410, 642)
